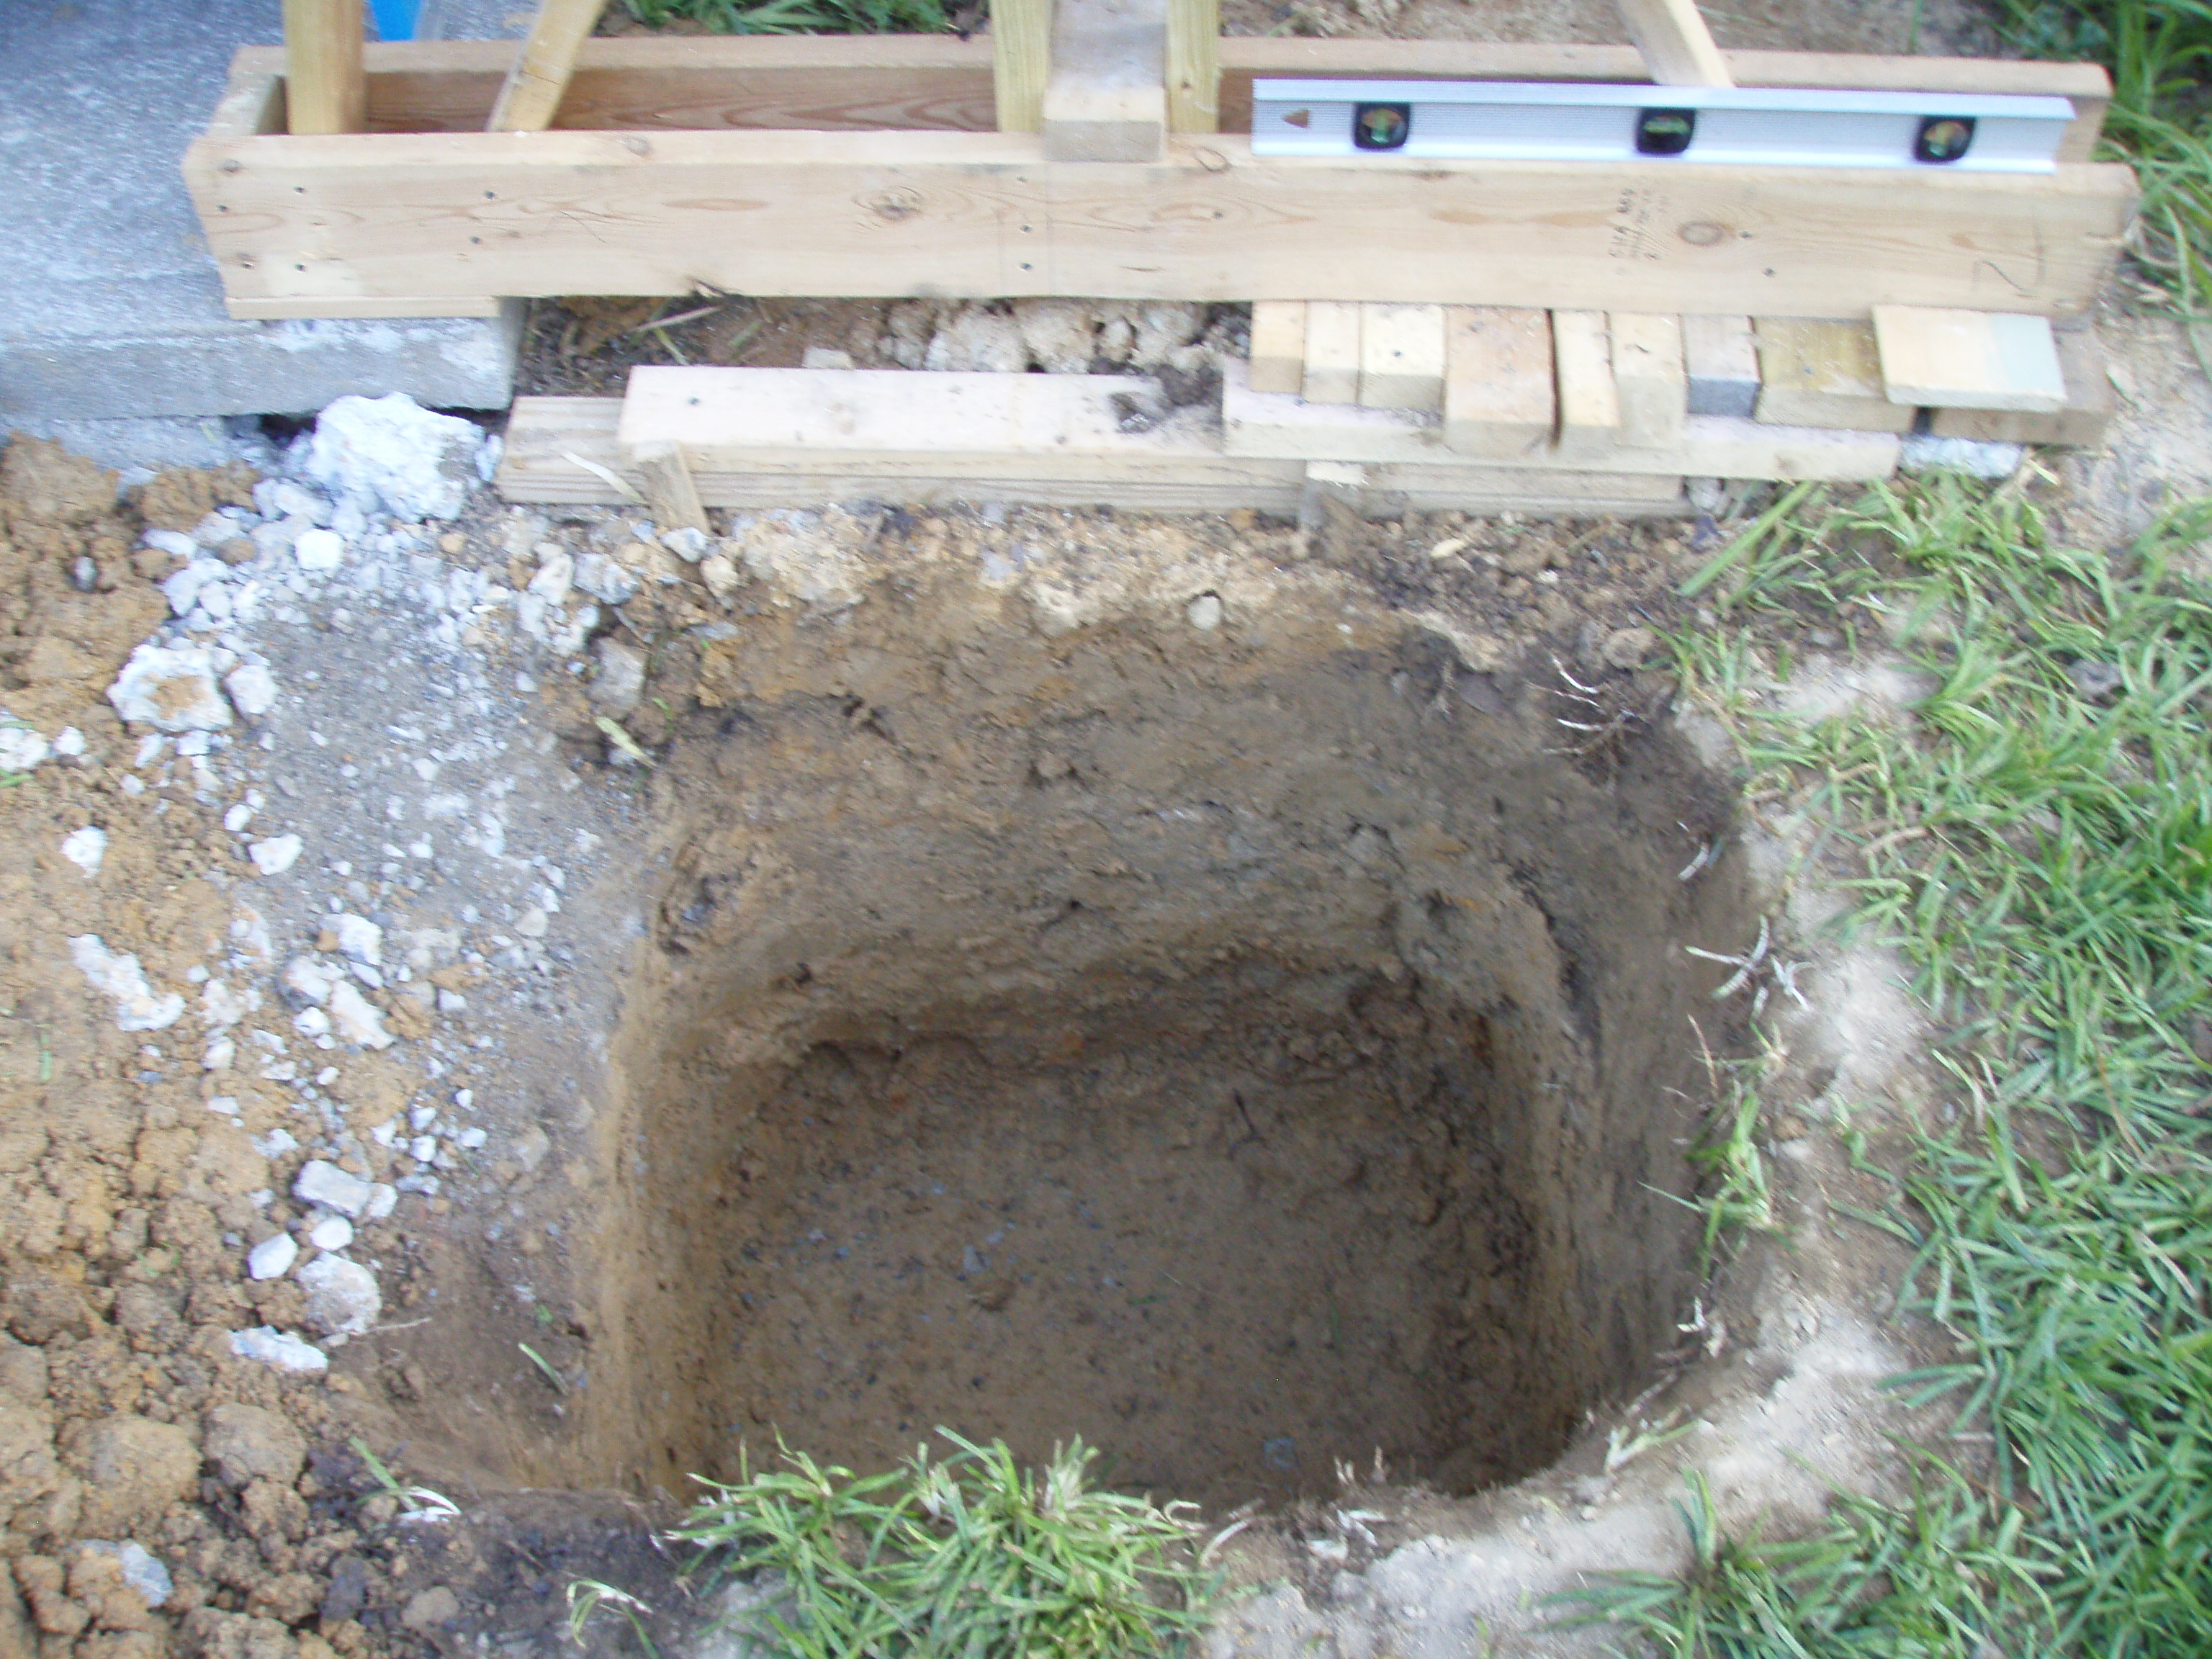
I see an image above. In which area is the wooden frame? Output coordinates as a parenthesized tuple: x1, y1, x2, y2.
(184, 35, 2129, 322)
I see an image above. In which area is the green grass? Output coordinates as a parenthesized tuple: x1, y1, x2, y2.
(619, 0, 951, 36)
(662, 1433, 1212, 1659)
(1558, 477, 2212, 1657)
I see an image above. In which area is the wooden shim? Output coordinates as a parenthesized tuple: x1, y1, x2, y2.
(1683, 314, 1759, 418)
(488, 0, 606, 132)
(634, 440, 711, 534)
(993, 0, 1052, 132)
(1754, 319, 1915, 432)
(1247, 302, 1307, 395)
(282, 0, 365, 135)
(1043, 0, 1166, 162)
(1303, 302, 1362, 405)
(1443, 307, 1553, 459)
(217, 39, 2113, 161)
(1871, 305, 2067, 412)
(1554, 310, 1619, 461)
(1223, 359, 1899, 478)
(1614, 0, 1732, 86)
(1166, 0, 1219, 132)
(226, 294, 508, 318)
(1369, 464, 1685, 516)
(1926, 328, 2113, 444)
(186, 128, 2133, 319)
(1359, 304, 1446, 413)
(1610, 313, 1686, 449)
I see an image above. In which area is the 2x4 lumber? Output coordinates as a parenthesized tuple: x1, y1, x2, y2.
(489, 0, 608, 132)
(992, 0, 1052, 131)
(1369, 464, 1685, 517)
(1614, 0, 1732, 86)
(1166, 0, 1220, 132)
(1554, 311, 1620, 462)
(1042, 0, 1166, 161)
(1221, 360, 1899, 479)
(225, 294, 507, 319)
(1443, 307, 1554, 459)
(1303, 303, 1362, 405)
(1359, 305, 1447, 413)
(1926, 328, 2114, 445)
(184, 130, 2134, 318)
(1871, 305, 2067, 412)
(1683, 314, 1760, 418)
(1246, 302, 1307, 395)
(1753, 319, 1915, 433)
(1610, 313, 1687, 449)
(282, 0, 366, 135)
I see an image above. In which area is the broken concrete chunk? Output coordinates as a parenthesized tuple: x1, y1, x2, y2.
(226, 1327, 326, 1374)
(326, 981, 393, 1049)
(246, 1233, 297, 1282)
(248, 834, 304, 876)
(107, 642, 233, 732)
(68, 935, 184, 1032)
(302, 392, 485, 523)
(297, 1254, 380, 1339)
(224, 664, 277, 718)
(292, 1160, 372, 1218)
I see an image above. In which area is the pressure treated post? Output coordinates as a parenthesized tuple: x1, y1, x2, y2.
(1614, 0, 1731, 86)
(282, 0, 367, 135)
(489, 0, 609, 131)
(994, 0, 1053, 131)
(1166, 0, 1218, 132)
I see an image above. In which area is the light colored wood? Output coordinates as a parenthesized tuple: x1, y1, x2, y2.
(1754, 319, 1916, 432)
(1359, 304, 1446, 413)
(1166, 0, 1219, 132)
(1443, 307, 1554, 459)
(1683, 314, 1760, 418)
(1300, 460, 1368, 533)
(634, 441, 711, 534)
(185, 124, 2134, 319)
(216, 39, 2115, 161)
(1871, 305, 2067, 412)
(226, 293, 507, 318)
(1610, 313, 1686, 448)
(282, 0, 366, 135)
(1614, 0, 1732, 86)
(1926, 328, 2114, 445)
(1247, 302, 1307, 395)
(1042, 0, 1165, 161)
(1303, 302, 1362, 405)
(488, 0, 607, 132)
(992, 0, 1053, 132)
(1554, 310, 1619, 461)
(1223, 360, 1899, 479)
(1369, 464, 1685, 517)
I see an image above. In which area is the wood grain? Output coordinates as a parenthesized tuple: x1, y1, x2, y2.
(1553, 310, 1619, 461)
(1754, 318, 1915, 431)
(993, 0, 1052, 132)
(1683, 314, 1759, 418)
(1926, 327, 2113, 444)
(488, 0, 607, 132)
(1358, 303, 1446, 412)
(1614, 0, 1732, 86)
(1043, 0, 1167, 161)
(1246, 301, 1306, 395)
(1302, 302, 1362, 405)
(1871, 305, 2067, 411)
(1443, 307, 1554, 459)
(1610, 313, 1686, 448)
(282, 0, 365, 135)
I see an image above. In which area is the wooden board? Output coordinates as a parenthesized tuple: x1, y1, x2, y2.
(1303, 302, 1362, 405)
(184, 119, 2134, 318)
(1223, 360, 1899, 477)
(1616, 0, 1732, 87)
(488, 0, 607, 132)
(1754, 318, 1916, 432)
(225, 294, 508, 318)
(993, 0, 1051, 132)
(1043, 0, 1167, 161)
(1926, 327, 2115, 444)
(1166, 0, 1220, 132)
(282, 0, 365, 135)
(241, 40, 2111, 163)
(1247, 302, 1307, 395)
(1358, 304, 1446, 413)
(1554, 310, 1620, 461)
(1443, 307, 1554, 459)
(1871, 305, 2067, 411)
(1609, 313, 1686, 448)
(1683, 313, 1760, 418)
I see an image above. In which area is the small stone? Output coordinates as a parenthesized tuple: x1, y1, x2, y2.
(455, 1128, 487, 1151)
(1187, 593, 1223, 631)
(224, 664, 279, 718)
(202, 1403, 307, 1489)
(294, 529, 346, 572)
(223, 804, 254, 833)
(1899, 434, 2024, 480)
(301, 392, 484, 522)
(60, 827, 106, 878)
(573, 551, 640, 606)
(527, 551, 575, 607)
(0, 725, 49, 774)
(246, 1233, 297, 1281)
(293, 1160, 373, 1218)
(161, 559, 228, 618)
(516, 907, 549, 939)
(51, 727, 84, 757)
(925, 307, 1025, 373)
(361, 1183, 399, 1222)
(589, 639, 646, 716)
(227, 1326, 327, 1374)
(801, 346, 855, 371)
(283, 956, 337, 1006)
(140, 528, 197, 560)
(409, 1136, 437, 1163)
(297, 1254, 380, 1338)
(698, 552, 741, 603)
(326, 982, 393, 1049)
(249, 834, 304, 876)
(661, 526, 711, 563)
(84, 1540, 171, 1609)
(107, 642, 233, 732)
(402, 1587, 462, 1632)
(334, 914, 382, 966)
(2069, 659, 2125, 701)
(307, 1215, 354, 1252)
(68, 935, 184, 1031)
(1601, 626, 1657, 669)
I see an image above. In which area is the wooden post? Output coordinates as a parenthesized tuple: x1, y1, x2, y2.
(488, 0, 609, 132)
(1614, 0, 1732, 86)
(993, 0, 1053, 132)
(1165, 0, 1218, 132)
(1041, 0, 1166, 161)
(282, 0, 366, 135)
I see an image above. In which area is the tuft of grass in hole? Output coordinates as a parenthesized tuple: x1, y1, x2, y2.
(666, 1431, 1211, 1659)
(1569, 475, 2212, 1657)
(619, 0, 950, 37)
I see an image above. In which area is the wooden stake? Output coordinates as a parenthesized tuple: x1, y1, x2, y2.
(1443, 307, 1554, 459)
(489, 0, 609, 132)
(1614, 0, 1732, 86)
(992, 0, 1053, 132)
(1041, 0, 1166, 161)
(1164, 0, 1218, 132)
(1609, 313, 1686, 448)
(282, 0, 366, 135)
(1247, 302, 1308, 395)
(1552, 310, 1621, 461)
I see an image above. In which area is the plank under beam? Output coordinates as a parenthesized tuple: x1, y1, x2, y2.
(1443, 307, 1553, 460)
(488, 0, 608, 132)
(1614, 0, 1732, 86)
(1165, 0, 1219, 131)
(992, 0, 1051, 131)
(1042, 0, 1166, 161)
(282, 0, 366, 135)
(1247, 302, 1307, 395)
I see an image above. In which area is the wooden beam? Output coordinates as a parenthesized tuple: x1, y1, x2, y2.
(1610, 313, 1686, 448)
(488, 0, 608, 132)
(1166, 0, 1219, 132)
(1683, 314, 1760, 418)
(185, 129, 2135, 319)
(1443, 307, 1553, 459)
(1754, 319, 1915, 432)
(992, 0, 1052, 132)
(1926, 328, 2114, 445)
(282, 0, 366, 135)
(1359, 304, 1446, 413)
(1303, 302, 1362, 405)
(1614, 0, 1731, 87)
(1043, 0, 1166, 161)
(1554, 310, 1620, 462)
(1871, 305, 2067, 412)
(1246, 302, 1306, 395)
(225, 294, 508, 318)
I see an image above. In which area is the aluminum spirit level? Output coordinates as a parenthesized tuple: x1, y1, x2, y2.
(1249, 81, 2077, 172)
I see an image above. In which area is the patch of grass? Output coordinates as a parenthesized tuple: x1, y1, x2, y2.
(1565, 477, 2212, 1656)
(619, 0, 950, 37)
(670, 1432, 1211, 1659)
